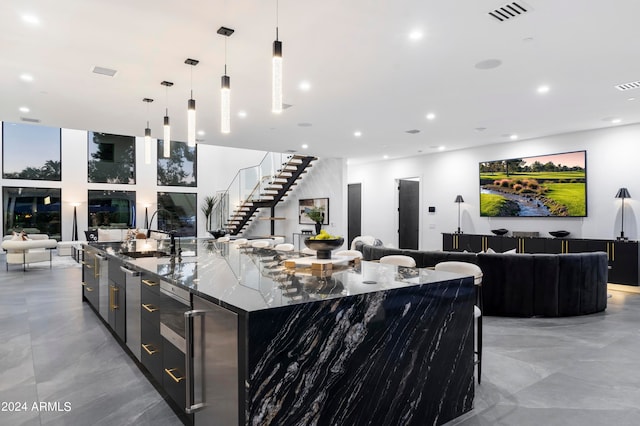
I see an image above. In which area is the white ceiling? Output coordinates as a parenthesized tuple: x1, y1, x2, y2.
(2, 0, 640, 164)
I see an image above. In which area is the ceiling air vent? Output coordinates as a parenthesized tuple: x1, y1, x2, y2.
(405, 129, 420, 134)
(488, 2, 530, 22)
(21, 117, 40, 123)
(92, 66, 118, 77)
(614, 81, 640, 91)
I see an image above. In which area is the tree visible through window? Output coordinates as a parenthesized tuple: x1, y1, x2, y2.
(157, 140, 197, 187)
(88, 132, 136, 184)
(2, 122, 61, 181)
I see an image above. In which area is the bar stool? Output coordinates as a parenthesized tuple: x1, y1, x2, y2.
(435, 261, 483, 384)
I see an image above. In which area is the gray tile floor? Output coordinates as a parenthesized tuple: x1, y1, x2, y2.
(0, 257, 182, 426)
(2, 256, 640, 426)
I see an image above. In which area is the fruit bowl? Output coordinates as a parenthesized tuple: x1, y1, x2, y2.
(491, 228, 509, 236)
(304, 237, 345, 259)
(549, 230, 570, 238)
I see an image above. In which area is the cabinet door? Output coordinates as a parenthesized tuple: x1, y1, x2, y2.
(107, 280, 126, 341)
(163, 338, 187, 411)
(610, 241, 639, 285)
(458, 234, 482, 253)
(545, 238, 564, 254)
(141, 317, 163, 383)
(521, 237, 545, 254)
(82, 249, 99, 309)
(442, 234, 454, 251)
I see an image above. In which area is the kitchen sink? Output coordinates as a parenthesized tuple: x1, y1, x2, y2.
(121, 250, 171, 259)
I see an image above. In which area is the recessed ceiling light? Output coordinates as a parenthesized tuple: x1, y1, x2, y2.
(19, 73, 33, 82)
(537, 85, 550, 94)
(628, 97, 636, 101)
(510, 134, 518, 140)
(22, 15, 40, 25)
(438, 146, 446, 151)
(197, 130, 205, 136)
(408, 30, 423, 41)
(19, 106, 30, 113)
(383, 155, 389, 159)
(301, 143, 309, 149)
(354, 131, 362, 137)
(238, 110, 247, 118)
(611, 118, 622, 124)
(299, 81, 311, 91)
(426, 113, 436, 120)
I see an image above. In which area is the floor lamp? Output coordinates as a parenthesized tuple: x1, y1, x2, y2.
(144, 207, 149, 229)
(455, 195, 464, 234)
(71, 203, 80, 241)
(615, 188, 631, 240)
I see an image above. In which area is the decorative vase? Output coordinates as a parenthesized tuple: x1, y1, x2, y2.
(315, 222, 322, 234)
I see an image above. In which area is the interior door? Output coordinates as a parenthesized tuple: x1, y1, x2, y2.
(348, 183, 362, 248)
(398, 179, 419, 249)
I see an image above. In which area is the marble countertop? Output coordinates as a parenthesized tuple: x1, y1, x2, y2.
(86, 239, 469, 313)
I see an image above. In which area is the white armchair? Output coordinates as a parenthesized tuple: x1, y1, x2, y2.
(2, 234, 58, 270)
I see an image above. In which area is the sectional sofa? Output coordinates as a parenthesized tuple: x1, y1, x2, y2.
(355, 242, 608, 317)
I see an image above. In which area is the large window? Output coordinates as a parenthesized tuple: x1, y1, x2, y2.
(157, 140, 197, 187)
(3, 187, 61, 240)
(156, 192, 197, 237)
(2, 122, 61, 181)
(88, 132, 136, 184)
(88, 190, 136, 228)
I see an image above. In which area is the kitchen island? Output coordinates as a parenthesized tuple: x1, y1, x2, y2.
(81, 239, 474, 426)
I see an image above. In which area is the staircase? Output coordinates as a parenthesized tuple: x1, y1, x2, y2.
(213, 153, 317, 236)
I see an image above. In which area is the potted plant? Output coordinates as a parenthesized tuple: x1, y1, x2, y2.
(201, 195, 216, 232)
(306, 206, 325, 234)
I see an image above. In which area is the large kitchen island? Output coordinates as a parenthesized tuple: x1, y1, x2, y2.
(81, 238, 475, 426)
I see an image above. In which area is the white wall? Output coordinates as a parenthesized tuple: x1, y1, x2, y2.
(348, 123, 640, 250)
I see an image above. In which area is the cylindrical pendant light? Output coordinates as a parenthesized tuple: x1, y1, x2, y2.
(272, 39, 282, 113)
(218, 27, 234, 134)
(272, 0, 283, 114)
(221, 74, 231, 133)
(185, 59, 199, 147)
(142, 98, 153, 165)
(161, 81, 173, 158)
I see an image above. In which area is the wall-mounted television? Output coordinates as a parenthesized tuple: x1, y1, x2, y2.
(479, 150, 587, 217)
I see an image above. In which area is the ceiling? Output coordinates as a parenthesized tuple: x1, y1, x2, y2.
(2, 0, 640, 164)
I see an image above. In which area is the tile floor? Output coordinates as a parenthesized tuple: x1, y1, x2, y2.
(1, 256, 639, 426)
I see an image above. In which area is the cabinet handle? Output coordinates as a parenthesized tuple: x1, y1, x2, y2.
(185, 309, 207, 414)
(164, 368, 185, 383)
(142, 279, 158, 287)
(95, 253, 107, 260)
(142, 303, 158, 313)
(141, 343, 158, 355)
(82, 261, 93, 268)
(120, 266, 140, 276)
(110, 285, 119, 310)
(612, 243, 615, 261)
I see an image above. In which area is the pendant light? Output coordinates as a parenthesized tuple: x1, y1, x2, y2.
(218, 27, 234, 134)
(161, 80, 173, 158)
(185, 58, 199, 147)
(142, 98, 154, 164)
(272, 0, 283, 113)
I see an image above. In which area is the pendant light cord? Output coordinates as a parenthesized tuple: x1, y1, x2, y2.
(275, 0, 279, 40)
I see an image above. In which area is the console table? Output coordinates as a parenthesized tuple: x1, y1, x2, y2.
(443, 233, 639, 286)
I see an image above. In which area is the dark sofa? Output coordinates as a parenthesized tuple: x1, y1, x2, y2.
(355, 243, 608, 317)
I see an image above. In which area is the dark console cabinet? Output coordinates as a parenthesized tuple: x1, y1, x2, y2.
(443, 233, 640, 286)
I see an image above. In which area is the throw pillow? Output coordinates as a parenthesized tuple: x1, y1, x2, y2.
(504, 248, 517, 254)
(486, 247, 496, 254)
(11, 232, 22, 241)
(85, 230, 99, 242)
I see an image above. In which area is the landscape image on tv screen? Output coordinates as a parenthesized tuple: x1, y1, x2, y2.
(479, 150, 586, 217)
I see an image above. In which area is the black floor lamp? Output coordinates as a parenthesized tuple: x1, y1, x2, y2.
(615, 188, 631, 240)
(71, 203, 79, 241)
(144, 206, 149, 229)
(455, 195, 464, 234)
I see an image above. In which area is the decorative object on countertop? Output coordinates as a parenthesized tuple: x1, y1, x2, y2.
(491, 228, 509, 236)
(455, 195, 464, 234)
(615, 187, 631, 241)
(201, 195, 216, 232)
(304, 236, 344, 259)
(549, 230, 570, 238)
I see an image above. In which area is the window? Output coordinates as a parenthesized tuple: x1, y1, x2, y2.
(88, 132, 136, 183)
(3, 187, 62, 240)
(2, 122, 61, 181)
(156, 192, 197, 237)
(88, 190, 136, 228)
(157, 140, 197, 187)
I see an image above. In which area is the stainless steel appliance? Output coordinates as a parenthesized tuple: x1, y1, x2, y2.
(186, 295, 239, 424)
(95, 252, 109, 320)
(122, 265, 141, 361)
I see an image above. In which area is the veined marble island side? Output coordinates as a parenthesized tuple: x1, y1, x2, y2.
(81, 240, 475, 425)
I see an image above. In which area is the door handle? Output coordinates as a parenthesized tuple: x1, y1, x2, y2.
(185, 309, 207, 414)
(142, 303, 158, 313)
(142, 279, 158, 287)
(141, 343, 158, 355)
